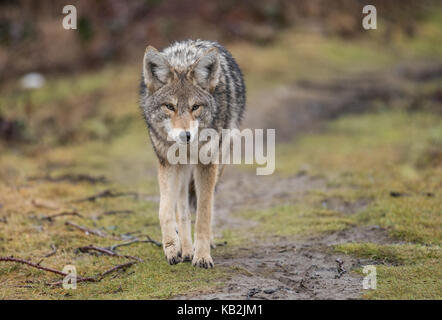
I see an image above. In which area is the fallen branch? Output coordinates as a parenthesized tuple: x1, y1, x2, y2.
(78, 245, 143, 262)
(1, 256, 137, 287)
(71, 189, 140, 203)
(0, 256, 96, 284)
(47, 262, 136, 286)
(39, 211, 83, 221)
(99, 261, 136, 278)
(1, 256, 66, 276)
(65, 221, 119, 239)
(109, 236, 162, 251)
(102, 210, 134, 216)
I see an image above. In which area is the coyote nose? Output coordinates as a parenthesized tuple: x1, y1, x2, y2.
(179, 131, 191, 143)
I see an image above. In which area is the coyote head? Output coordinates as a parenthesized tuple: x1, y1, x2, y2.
(141, 46, 221, 144)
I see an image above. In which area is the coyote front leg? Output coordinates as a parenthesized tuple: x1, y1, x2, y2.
(176, 166, 193, 262)
(158, 163, 182, 265)
(193, 163, 218, 268)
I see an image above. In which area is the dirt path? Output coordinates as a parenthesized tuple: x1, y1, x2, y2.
(176, 168, 398, 300)
(178, 233, 369, 300)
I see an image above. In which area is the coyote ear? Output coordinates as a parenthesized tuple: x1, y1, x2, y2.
(190, 48, 221, 92)
(143, 46, 172, 93)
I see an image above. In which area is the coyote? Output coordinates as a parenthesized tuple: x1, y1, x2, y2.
(139, 40, 245, 268)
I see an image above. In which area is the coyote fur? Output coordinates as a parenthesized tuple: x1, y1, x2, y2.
(139, 39, 246, 268)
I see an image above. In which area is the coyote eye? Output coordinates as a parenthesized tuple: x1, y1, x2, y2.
(192, 104, 201, 112)
(164, 104, 175, 112)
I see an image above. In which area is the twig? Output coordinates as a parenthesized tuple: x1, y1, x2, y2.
(46, 277, 97, 286)
(28, 174, 108, 185)
(38, 244, 57, 264)
(37, 244, 58, 265)
(142, 235, 162, 247)
(40, 211, 83, 221)
(78, 245, 143, 262)
(47, 262, 136, 286)
(95, 210, 135, 220)
(65, 221, 118, 239)
(1, 256, 66, 276)
(99, 261, 136, 278)
(44, 244, 58, 258)
(1, 255, 136, 287)
(71, 189, 140, 203)
(0, 256, 96, 283)
(109, 236, 162, 251)
(15, 285, 34, 288)
(47, 261, 136, 286)
(102, 210, 134, 216)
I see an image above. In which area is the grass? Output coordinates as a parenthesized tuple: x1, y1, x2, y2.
(231, 32, 396, 91)
(274, 110, 442, 244)
(1, 14, 441, 299)
(335, 243, 442, 299)
(241, 203, 355, 237)
(0, 169, 232, 299)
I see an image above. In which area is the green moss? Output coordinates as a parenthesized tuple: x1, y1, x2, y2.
(240, 203, 355, 237)
(365, 263, 442, 300)
(335, 243, 442, 299)
(275, 110, 442, 244)
(357, 197, 442, 245)
(336, 243, 441, 265)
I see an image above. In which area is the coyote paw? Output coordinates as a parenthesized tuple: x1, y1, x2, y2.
(164, 240, 182, 265)
(180, 242, 193, 262)
(192, 255, 214, 269)
(181, 247, 193, 262)
(182, 253, 193, 262)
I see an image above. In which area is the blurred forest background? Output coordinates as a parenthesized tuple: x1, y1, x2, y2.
(0, 0, 439, 80)
(0, 0, 441, 300)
